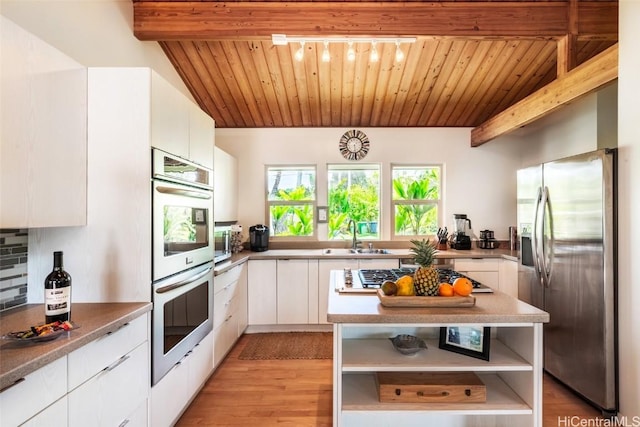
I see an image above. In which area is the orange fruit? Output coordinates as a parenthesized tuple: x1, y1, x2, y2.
(453, 277, 473, 296)
(438, 283, 454, 297)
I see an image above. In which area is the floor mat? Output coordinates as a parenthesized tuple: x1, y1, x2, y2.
(238, 332, 333, 360)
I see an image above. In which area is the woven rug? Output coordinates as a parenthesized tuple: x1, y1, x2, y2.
(238, 332, 333, 360)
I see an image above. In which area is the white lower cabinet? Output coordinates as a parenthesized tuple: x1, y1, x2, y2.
(247, 260, 277, 325)
(276, 259, 320, 324)
(68, 342, 148, 426)
(151, 330, 214, 427)
(22, 396, 68, 427)
(499, 258, 519, 297)
(0, 356, 67, 427)
(454, 258, 501, 289)
(214, 263, 248, 366)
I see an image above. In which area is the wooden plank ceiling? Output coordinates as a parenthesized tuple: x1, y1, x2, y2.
(133, 1, 617, 129)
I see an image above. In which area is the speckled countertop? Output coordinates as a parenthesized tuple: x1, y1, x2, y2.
(214, 248, 519, 275)
(0, 302, 152, 391)
(327, 271, 549, 324)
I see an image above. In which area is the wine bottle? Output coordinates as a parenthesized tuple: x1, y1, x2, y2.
(44, 251, 72, 323)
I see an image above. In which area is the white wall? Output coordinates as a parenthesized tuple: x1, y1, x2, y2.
(0, 0, 189, 100)
(216, 127, 522, 241)
(617, 0, 640, 419)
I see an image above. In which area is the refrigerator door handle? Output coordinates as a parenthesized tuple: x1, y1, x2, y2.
(540, 186, 555, 287)
(531, 186, 543, 284)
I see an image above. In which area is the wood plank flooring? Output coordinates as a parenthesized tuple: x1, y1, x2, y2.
(176, 333, 603, 427)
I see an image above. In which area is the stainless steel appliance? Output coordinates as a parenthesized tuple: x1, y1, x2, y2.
(152, 149, 214, 281)
(152, 262, 213, 385)
(336, 268, 493, 293)
(451, 214, 472, 250)
(249, 224, 269, 251)
(151, 149, 215, 385)
(517, 148, 617, 416)
(214, 225, 232, 264)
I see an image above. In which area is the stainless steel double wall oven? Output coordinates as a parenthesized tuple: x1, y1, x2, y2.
(151, 149, 214, 385)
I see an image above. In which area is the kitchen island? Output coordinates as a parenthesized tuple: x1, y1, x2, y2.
(327, 270, 549, 427)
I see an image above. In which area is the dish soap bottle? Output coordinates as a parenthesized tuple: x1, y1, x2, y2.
(44, 251, 72, 323)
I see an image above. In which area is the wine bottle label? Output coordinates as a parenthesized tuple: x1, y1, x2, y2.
(45, 287, 70, 315)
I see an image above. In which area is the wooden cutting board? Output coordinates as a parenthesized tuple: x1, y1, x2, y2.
(376, 289, 476, 308)
(376, 372, 486, 403)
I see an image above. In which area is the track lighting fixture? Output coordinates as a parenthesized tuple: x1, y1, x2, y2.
(271, 34, 416, 64)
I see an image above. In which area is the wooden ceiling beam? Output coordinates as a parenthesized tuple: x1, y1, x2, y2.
(133, 1, 618, 41)
(470, 43, 618, 147)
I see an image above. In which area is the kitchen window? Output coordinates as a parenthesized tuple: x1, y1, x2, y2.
(327, 164, 380, 240)
(391, 165, 442, 239)
(266, 166, 316, 238)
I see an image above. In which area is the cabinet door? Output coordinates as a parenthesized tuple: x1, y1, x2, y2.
(318, 259, 360, 325)
(455, 258, 500, 289)
(189, 103, 214, 169)
(248, 260, 277, 325)
(22, 396, 68, 427)
(0, 356, 67, 427)
(213, 146, 239, 222)
(150, 71, 189, 158)
(1, 17, 87, 228)
(236, 263, 249, 334)
(277, 259, 309, 324)
(150, 358, 189, 427)
(499, 259, 519, 297)
(187, 330, 214, 395)
(358, 258, 400, 269)
(68, 342, 148, 427)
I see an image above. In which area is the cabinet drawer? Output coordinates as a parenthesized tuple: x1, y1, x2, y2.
(22, 396, 68, 427)
(68, 342, 148, 427)
(0, 356, 67, 427)
(214, 281, 237, 328)
(121, 399, 148, 427)
(214, 265, 242, 292)
(68, 314, 147, 390)
(214, 315, 238, 367)
(455, 258, 500, 272)
(187, 331, 214, 394)
(150, 360, 189, 427)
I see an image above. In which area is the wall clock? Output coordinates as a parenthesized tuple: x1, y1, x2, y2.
(339, 129, 370, 161)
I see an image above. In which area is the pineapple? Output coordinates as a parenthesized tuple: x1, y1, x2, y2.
(410, 239, 440, 296)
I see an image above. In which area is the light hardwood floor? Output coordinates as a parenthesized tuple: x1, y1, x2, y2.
(177, 334, 603, 427)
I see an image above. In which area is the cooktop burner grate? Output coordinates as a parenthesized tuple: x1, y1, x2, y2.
(357, 268, 483, 289)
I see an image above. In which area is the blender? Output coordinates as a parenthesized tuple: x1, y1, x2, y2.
(451, 214, 472, 250)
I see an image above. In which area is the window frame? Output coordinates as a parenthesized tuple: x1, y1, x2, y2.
(390, 163, 443, 241)
(265, 164, 317, 240)
(326, 163, 381, 241)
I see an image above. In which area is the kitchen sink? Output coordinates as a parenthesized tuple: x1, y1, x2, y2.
(322, 248, 393, 255)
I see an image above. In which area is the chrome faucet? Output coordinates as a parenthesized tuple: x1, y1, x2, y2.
(348, 219, 362, 249)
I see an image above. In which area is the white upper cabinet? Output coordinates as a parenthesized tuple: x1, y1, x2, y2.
(150, 73, 214, 168)
(189, 103, 215, 169)
(214, 146, 239, 222)
(0, 17, 87, 228)
(150, 74, 190, 159)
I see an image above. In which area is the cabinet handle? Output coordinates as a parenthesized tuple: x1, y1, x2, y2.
(118, 419, 131, 427)
(106, 322, 130, 336)
(0, 377, 25, 393)
(224, 314, 233, 322)
(104, 355, 130, 372)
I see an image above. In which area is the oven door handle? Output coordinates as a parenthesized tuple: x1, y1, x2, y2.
(155, 267, 213, 294)
(155, 185, 212, 200)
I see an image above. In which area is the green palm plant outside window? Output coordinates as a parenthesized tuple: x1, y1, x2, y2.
(267, 166, 316, 237)
(392, 166, 441, 236)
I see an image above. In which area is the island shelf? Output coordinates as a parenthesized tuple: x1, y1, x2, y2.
(328, 271, 549, 427)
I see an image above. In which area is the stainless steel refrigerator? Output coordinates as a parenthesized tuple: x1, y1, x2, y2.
(517, 148, 617, 416)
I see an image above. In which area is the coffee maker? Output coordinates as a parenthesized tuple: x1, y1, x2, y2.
(249, 224, 269, 252)
(451, 214, 472, 250)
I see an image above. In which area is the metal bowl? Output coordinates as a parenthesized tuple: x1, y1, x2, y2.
(388, 334, 427, 355)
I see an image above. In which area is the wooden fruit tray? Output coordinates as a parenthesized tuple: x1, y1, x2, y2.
(376, 289, 476, 308)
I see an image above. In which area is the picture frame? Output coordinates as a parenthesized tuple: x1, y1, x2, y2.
(439, 326, 491, 361)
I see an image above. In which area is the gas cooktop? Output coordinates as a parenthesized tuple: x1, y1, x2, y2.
(338, 268, 493, 293)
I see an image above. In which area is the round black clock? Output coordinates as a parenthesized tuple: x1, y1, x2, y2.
(339, 129, 370, 161)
